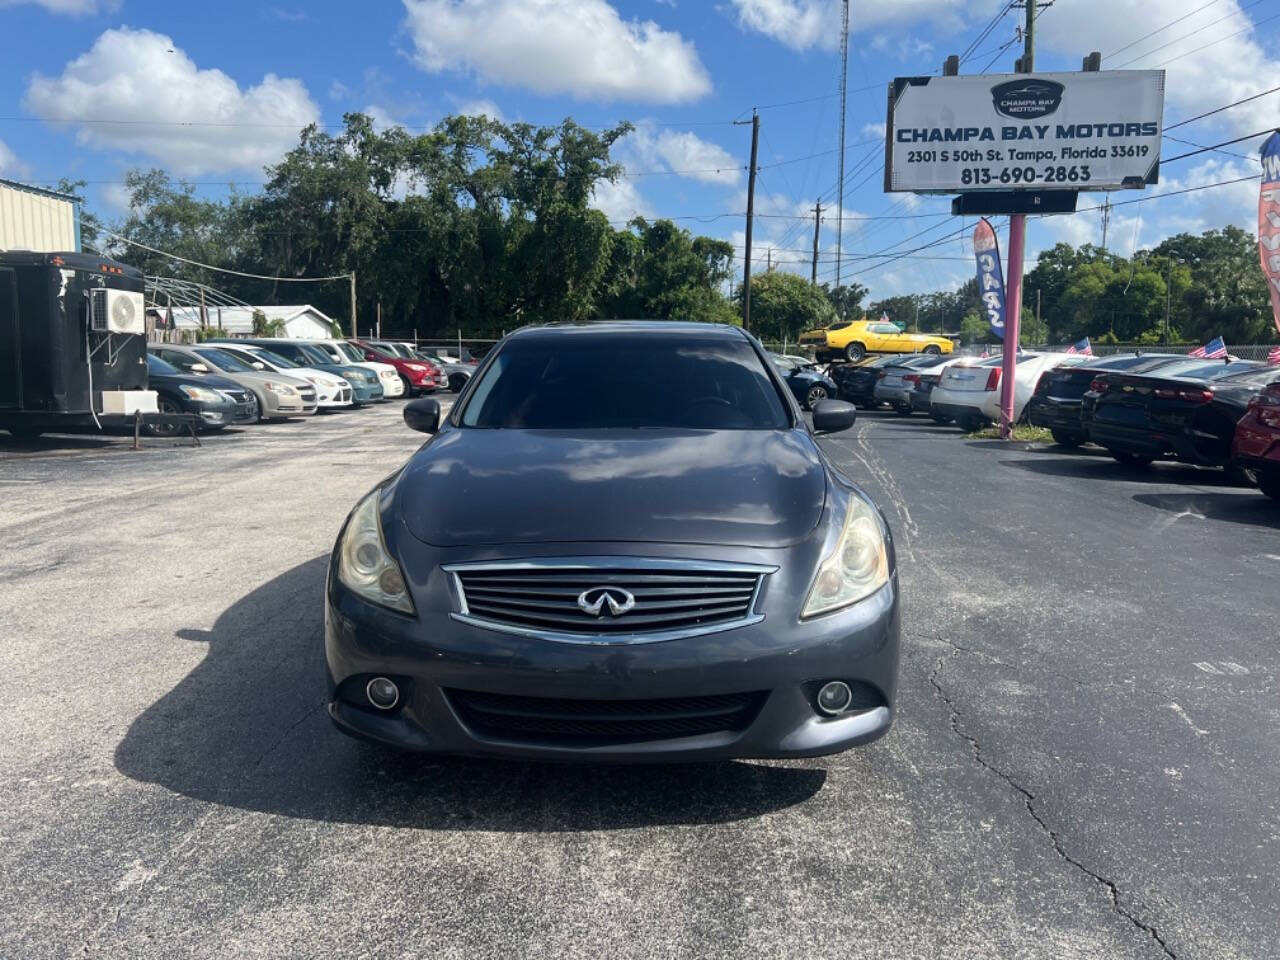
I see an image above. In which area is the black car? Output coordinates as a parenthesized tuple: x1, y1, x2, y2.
(830, 356, 899, 408)
(325, 322, 899, 762)
(770, 354, 838, 410)
(1026, 353, 1183, 446)
(1081, 359, 1277, 473)
(145, 353, 257, 435)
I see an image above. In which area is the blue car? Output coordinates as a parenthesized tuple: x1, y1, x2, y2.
(771, 354, 838, 410)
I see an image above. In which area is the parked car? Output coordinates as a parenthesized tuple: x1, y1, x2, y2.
(208, 342, 357, 410)
(325, 321, 896, 762)
(873, 354, 951, 415)
(770, 353, 838, 410)
(350, 339, 445, 396)
(414, 351, 474, 393)
(422, 344, 481, 364)
(830, 356, 901, 408)
(149, 345, 314, 420)
(1232, 380, 1280, 500)
(908, 356, 975, 421)
(145, 352, 257, 435)
(1082, 359, 1274, 474)
(929, 353, 1083, 431)
(799, 319, 953, 362)
(222, 339, 383, 406)
(303, 339, 405, 399)
(1026, 353, 1185, 446)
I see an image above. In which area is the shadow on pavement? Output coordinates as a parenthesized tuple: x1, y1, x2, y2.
(114, 556, 826, 830)
(999, 455, 1247, 487)
(1132, 492, 1280, 529)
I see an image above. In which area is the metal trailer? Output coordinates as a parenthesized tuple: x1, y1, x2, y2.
(0, 251, 185, 440)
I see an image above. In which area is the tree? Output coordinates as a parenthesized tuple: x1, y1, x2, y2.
(1153, 228, 1275, 343)
(598, 218, 735, 323)
(743, 271, 837, 342)
(823, 282, 868, 319)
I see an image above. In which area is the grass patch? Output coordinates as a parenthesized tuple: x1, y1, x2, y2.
(964, 424, 1054, 442)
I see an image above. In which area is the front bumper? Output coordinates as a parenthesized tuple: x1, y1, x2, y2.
(350, 381, 384, 404)
(378, 375, 405, 399)
(325, 555, 900, 762)
(1084, 417, 1222, 465)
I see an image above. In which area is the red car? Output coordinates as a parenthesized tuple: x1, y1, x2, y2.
(348, 339, 445, 396)
(1232, 380, 1280, 500)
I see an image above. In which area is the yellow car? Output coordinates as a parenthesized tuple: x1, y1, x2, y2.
(799, 319, 954, 362)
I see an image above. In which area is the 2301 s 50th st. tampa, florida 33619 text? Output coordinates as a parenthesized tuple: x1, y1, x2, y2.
(324, 322, 900, 761)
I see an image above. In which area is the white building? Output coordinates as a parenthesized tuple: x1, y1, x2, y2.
(0, 179, 81, 253)
(165, 304, 337, 339)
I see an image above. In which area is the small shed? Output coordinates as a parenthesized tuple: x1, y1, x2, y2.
(167, 304, 336, 339)
(0, 179, 81, 253)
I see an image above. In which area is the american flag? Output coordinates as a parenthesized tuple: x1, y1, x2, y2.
(1269, 345, 1280, 365)
(1066, 337, 1092, 356)
(1188, 336, 1227, 359)
(880, 312, 890, 324)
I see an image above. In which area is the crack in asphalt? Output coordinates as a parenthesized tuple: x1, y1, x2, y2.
(928, 639, 1178, 960)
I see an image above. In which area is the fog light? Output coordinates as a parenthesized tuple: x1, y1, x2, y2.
(816, 680, 853, 716)
(366, 677, 400, 710)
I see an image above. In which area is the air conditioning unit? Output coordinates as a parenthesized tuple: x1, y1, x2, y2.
(90, 288, 145, 335)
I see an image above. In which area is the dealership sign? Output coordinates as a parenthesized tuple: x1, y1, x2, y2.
(885, 70, 1165, 194)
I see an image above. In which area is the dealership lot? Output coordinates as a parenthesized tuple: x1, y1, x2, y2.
(1, 406, 1277, 959)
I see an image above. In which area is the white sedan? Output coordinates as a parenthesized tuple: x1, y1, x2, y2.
(304, 339, 405, 399)
(214, 343, 354, 409)
(929, 352, 1088, 429)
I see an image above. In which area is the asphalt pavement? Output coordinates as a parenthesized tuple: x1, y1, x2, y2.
(1, 403, 1276, 959)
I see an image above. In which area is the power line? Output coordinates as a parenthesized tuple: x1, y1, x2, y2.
(1112, 0, 1267, 68)
(100, 229, 352, 282)
(1161, 129, 1271, 164)
(1104, 0, 1225, 58)
(1165, 83, 1280, 130)
(1152, 10, 1280, 69)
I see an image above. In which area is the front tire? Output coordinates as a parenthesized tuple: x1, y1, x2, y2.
(923, 344, 942, 355)
(805, 384, 829, 410)
(845, 342, 867, 362)
(399, 374, 415, 398)
(1051, 429, 1085, 448)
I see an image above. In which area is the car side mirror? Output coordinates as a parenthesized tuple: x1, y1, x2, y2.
(189, 362, 209, 373)
(811, 398, 857, 433)
(250, 361, 265, 370)
(403, 397, 440, 434)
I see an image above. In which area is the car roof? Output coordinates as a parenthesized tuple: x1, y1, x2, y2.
(507, 320, 747, 341)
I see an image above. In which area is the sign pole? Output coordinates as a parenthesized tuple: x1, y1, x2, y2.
(1000, 0, 1036, 438)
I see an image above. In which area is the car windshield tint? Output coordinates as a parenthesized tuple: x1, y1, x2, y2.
(1089, 354, 1176, 371)
(146, 353, 179, 375)
(1162, 360, 1254, 380)
(293, 345, 331, 366)
(460, 335, 789, 429)
(1208, 366, 1276, 387)
(194, 348, 254, 373)
(335, 342, 364, 362)
(827, 321, 852, 331)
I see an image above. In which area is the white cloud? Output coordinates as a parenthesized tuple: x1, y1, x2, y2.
(591, 177, 653, 222)
(451, 97, 505, 121)
(727, 0, 965, 51)
(402, 0, 711, 103)
(328, 80, 351, 101)
(23, 28, 321, 175)
(0, 0, 118, 14)
(98, 181, 133, 213)
(861, 122, 886, 140)
(0, 139, 27, 178)
(620, 127, 740, 185)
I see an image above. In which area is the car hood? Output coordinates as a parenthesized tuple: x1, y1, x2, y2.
(398, 428, 828, 548)
(152, 371, 243, 392)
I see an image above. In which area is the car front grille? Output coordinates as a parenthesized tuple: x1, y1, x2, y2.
(446, 689, 768, 745)
(445, 559, 771, 641)
(298, 386, 316, 401)
(225, 389, 250, 403)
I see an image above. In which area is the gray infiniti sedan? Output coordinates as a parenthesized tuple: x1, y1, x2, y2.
(325, 321, 900, 761)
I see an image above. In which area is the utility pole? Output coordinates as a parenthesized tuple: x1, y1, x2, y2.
(349, 272, 357, 338)
(1100, 193, 1112, 251)
(835, 0, 850, 302)
(810, 201, 823, 284)
(736, 109, 761, 332)
(999, 0, 1035, 438)
(376, 300, 382, 339)
(767, 247, 773, 272)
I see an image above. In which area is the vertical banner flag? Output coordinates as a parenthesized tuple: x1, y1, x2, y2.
(1260, 131, 1280, 335)
(973, 218, 1006, 340)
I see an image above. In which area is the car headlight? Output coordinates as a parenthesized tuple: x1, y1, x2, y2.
(178, 384, 222, 403)
(304, 375, 323, 386)
(264, 381, 297, 396)
(801, 495, 889, 618)
(337, 490, 414, 615)
(379, 370, 396, 380)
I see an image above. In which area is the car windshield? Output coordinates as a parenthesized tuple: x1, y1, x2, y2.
(1160, 359, 1257, 380)
(460, 334, 789, 429)
(293, 345, 332, 366)
(1082, 353, 1179, 372)
(335, 342, 365, 362)
(146, 353, 180, 375)
(193, 348, 255, 373)
(251, 348, 300, 369)
(1204, 365, 1276, 386)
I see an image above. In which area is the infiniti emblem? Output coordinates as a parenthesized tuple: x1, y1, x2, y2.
(577, 587, 636, 617)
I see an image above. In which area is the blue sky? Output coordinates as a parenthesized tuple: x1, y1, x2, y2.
(2, 0, 1277, 301)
